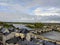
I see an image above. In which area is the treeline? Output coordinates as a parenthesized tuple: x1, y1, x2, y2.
(26, 23, 44, 28)
(0, 22, 44, 28)
(0, 22, 14, 28)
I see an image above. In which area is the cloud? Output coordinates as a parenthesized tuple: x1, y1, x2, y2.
(33, 7, 60, 16)
(0, 12, 35, 22)
(36, 15, 60, 23)
(41, 21, 60, 23)
(0, 1, 36, 22)
(0, 2, 26, 12)
(0, 0, 60, 23)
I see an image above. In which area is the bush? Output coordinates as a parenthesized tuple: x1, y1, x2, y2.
(35, 23, 44, 28)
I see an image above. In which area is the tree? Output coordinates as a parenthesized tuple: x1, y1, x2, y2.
(35, 23, 44, 28)
(26, 24, 35, 28)
(26, 23, 44, 29)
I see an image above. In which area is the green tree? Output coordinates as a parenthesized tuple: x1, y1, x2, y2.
(26, 24, 35, 28)
(35, 23, 44, 28)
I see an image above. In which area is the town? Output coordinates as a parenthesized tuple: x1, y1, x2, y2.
(0, 22, 60, 45)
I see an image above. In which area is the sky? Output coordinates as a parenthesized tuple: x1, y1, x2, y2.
(0, 0, 60, 23)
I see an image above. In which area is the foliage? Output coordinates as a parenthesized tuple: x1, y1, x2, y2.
(35, 23, 44, 28)
(26, 24, 35, 28)
(26, 23, 44, 28)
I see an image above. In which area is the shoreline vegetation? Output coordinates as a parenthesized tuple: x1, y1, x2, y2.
(0, 21, 60, 29)
(0, 21, 60, 32)
(0, 22, 44, 28)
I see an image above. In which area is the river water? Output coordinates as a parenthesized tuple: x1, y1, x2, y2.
(41, 31, 60, 41)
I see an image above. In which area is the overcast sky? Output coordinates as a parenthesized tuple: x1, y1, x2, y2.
(0, 0, 60, 23)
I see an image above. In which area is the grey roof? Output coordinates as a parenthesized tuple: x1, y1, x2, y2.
(13, 24, 33, 30)
(6, 37, 20, 44)
(13, 24, 26, 29)
(1, 28, 9, 33)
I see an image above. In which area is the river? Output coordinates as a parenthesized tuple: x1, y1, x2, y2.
(41, 31, 60, 41)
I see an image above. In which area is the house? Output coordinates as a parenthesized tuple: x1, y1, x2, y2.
(6, 37, 20, 44)
(1, 28, 10, 35)
(8, 27, 14, 32)
(13, 24, 25, 29)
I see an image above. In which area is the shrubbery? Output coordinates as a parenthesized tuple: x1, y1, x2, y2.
(26, 23, 44, 28)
